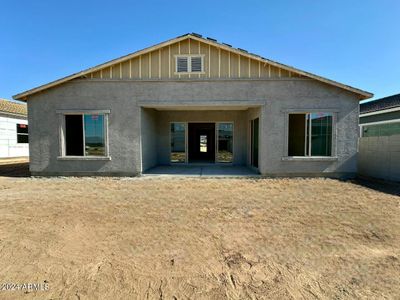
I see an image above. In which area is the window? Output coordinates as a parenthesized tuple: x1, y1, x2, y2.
(362, 122, 400, 137)
(288, 112, 333, 156)
(64, 114, 106, 156)
(175, 55, 204, 73)
(16, 124, 29, 143)
(191, 56, 202, 72)
(177, 57, 188, 72)
(170, 123, 186, 163)
(217, 123, 233, 163)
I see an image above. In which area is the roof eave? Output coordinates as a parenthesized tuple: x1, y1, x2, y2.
(13, 33, 373, 101)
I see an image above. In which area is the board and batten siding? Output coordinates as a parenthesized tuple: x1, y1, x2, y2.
(86, 38, 302, 81)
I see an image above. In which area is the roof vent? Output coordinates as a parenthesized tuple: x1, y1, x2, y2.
(207, 37, 217, 42)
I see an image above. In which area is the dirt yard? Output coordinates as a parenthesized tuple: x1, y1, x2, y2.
(0, 175, 399, 299)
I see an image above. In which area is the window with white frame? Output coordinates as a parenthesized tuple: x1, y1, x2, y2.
(62, 113, 108, 157)
(175, 55, 204, 73)
(288, 112, 333, 156)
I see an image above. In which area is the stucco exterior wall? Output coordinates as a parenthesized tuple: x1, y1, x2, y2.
(140, 108, 157, 171)
(27, 78, 360, 176)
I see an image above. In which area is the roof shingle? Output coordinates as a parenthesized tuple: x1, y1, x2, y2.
(360, 93, 400, 114)
(0, 99, 27, 116)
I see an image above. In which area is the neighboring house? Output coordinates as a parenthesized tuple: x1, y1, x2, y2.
(358, 94, 400, 181)
(359, 93, 400, 136)
(13, 33, 372, 176)
(0, 98, 29, 158)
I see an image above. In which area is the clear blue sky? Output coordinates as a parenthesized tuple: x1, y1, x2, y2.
(1, 0, 399, 102)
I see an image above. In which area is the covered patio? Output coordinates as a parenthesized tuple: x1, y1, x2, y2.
(140, 100, 263, 173)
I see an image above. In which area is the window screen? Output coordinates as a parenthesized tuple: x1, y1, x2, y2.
(310, 113, 332, 156)
(84, 115, 105, 156)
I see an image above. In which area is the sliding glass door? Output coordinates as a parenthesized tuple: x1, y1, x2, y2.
(170, 123, 186, 163)
(170, 122, 235, 164)
(216, 123, 233, 163)
(250, 118, 259, 168)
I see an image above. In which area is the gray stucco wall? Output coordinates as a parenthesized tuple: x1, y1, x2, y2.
(140, 108, 157, 171)
(27, 78, 360, 176)
(260, 90, 359, 176)
(358, 135, 400, 182)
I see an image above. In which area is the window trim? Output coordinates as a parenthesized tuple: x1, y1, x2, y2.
(57, 110, 110, 160)
(16, 123, 29, 144)
(174, 54, 205, 75)
(282, 110, 338, 160)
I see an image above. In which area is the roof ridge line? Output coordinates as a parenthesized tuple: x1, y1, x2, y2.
(13, 33, 373, 101)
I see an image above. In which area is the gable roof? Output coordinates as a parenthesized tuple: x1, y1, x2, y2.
(13, 33, 373, 101)
(0, 98, 27, 116)
(360, 93, 400, 114)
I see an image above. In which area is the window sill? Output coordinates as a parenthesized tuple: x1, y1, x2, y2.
(281, 156, 338, 162)
(57, 156, 111, 161)
(174, 72, 205, 75)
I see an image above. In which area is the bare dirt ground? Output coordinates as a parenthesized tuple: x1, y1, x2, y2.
(0, 172, 399, 299)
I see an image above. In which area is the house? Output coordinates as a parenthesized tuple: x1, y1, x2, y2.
(360, 93, 400, 137)
(13, 33, 372, 176)
(358, 93, 400, 181)
(0, 98, 29, 158)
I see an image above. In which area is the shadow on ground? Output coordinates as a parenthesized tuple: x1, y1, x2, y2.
(0, 162, 30, 177)
(0, 161, 398, 197)
(351, 177, 400, 197)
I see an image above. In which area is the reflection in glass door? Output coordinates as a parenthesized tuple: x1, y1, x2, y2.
(216, 123, 233, 163)
(170, 123, 186, 163)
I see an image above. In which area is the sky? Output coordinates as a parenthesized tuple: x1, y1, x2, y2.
(1, 0, 399, 103)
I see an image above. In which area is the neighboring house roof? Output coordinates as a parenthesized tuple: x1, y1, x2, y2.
(13, 33, 373, 101)
(0, 98, 27, 117)
(360, 93, 400, 114)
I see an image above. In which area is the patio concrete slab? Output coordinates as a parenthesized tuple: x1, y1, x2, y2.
(142, 165, 259, 177)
